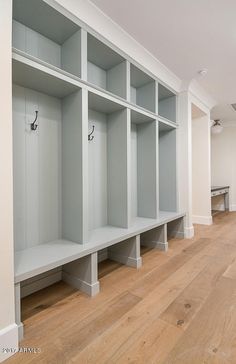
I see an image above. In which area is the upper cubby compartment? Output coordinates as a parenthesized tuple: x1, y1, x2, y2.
(158, 84, 177, 122)
(13, 0, 82, 78)
(87, 34, 127, 99)
(130, 64, 156, 113)
(12, 54, 80, 99)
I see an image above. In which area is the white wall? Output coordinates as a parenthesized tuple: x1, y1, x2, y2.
(192, 115, 212, 225)
(0, 0, 18, 362)
(211, 125, 236, 211)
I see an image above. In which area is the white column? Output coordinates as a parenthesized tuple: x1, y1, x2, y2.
(177, 91, 194, 238)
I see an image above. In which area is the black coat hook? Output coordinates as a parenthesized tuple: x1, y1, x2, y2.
(30, 111, 39, 131)
(88, 125, 95, 141)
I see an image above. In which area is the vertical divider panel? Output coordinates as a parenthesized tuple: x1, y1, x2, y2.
(137, 120, 159, 219)
(62, 88, 88, 244)
(159, 126, 177, 212)
(107, 60, 127, 99)
(80, 29, 87, 81)
(107, 108, 130, 228)
(155, 81, 159, 114)
(81, 88, 89, 241)
(61, 29, 82, 78)
(126, 61, 131, 102)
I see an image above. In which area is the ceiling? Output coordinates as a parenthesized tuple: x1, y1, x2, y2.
(90, 0, 236, 121)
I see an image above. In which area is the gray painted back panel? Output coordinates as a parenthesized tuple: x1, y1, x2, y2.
(62, 90, 84, 243)
(61, 29, 81, 77)
(107, 109, 129, 228)
(87, 61, 107, 90)
(137, 121, 158, 218)
(88, 109, 108, 230)
(13, 20, 61, 68)
(13, 85, 62, 251)
(159, 96, 176, 122)
(136, 81, 155, 113)
(107, 61, 127, 99)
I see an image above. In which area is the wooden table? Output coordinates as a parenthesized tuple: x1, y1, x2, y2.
(211, 186, 229, 211)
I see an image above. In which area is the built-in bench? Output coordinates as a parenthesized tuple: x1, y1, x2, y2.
(15, 211, 185, 340)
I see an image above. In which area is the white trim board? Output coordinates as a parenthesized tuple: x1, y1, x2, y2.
(212, 205, 236, 212)
(0, 324, 18, 363)
(192, 215, 213, 225)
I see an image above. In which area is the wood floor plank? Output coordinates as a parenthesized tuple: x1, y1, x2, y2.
(110, 318, 181, 364)
(163, 277, 236, 364)
(160, 250, 233, 330)
(223, 257, 236, 280)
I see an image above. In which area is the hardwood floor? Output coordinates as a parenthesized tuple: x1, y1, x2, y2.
(6, 212, 236, 364)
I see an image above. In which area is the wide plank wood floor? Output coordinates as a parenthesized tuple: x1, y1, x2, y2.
(6, 212, 236, 364)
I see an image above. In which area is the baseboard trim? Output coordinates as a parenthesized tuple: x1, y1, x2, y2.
(192, 215, 213, 225)
(0, 324, 18, 363)
(184, 225, 194, 239)
(141, 240, 168, 251)
(230, 205, 236, 212)
(21, 270, 62, 298)
(155, 241, 168, 251)
(17, 323, 24, 342)
(62, 271, 100, 297)
(168, 231, 185, 239)
(98, 249, 108, 263)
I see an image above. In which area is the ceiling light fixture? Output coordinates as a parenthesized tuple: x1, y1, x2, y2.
(211, 119, 223, 134)
(198, 69, 208, 77)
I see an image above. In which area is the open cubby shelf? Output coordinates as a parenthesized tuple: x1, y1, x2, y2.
(130, 64, 156, 113)
(12, 52, 80, 98)
(87, 34, 127, 99)
(13, 0, 82, 78)
(158, 83, 177, 123)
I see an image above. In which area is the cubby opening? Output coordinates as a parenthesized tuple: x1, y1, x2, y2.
(88, 93, 129, 232)
(140, 224, 167, 251)
(13, 0, 82, 78)
(130, 110, 158, 222)
(167, 218, 184, 240)
(87, 34, 127, 99)
(159, 121, 177, 212)
(13, 81, 84, 253)
(130, 64, 156, 112)
(158, 84, 177, 122)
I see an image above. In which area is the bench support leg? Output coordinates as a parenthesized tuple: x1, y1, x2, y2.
(15, 283, 24, 341)
(108, 235, 142, 269)
(62, 252, 100, 296)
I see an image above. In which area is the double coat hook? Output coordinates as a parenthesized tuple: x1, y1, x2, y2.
(88, 125, 95, 141)
(30, 111, 39, 131)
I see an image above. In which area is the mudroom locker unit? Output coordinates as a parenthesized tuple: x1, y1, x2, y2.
(12, 0, 185, 341)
